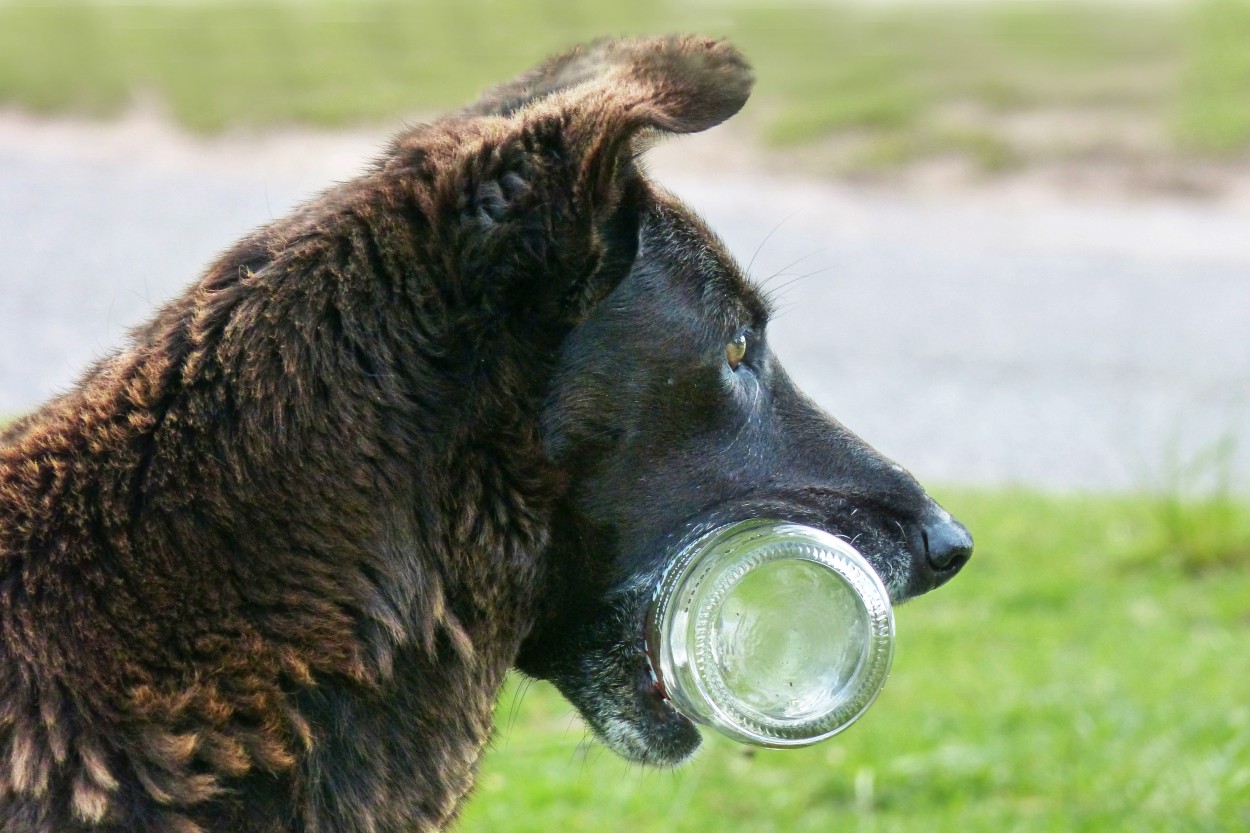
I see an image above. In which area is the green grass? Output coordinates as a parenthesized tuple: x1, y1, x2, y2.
(1, 1, 1248, 170)
(1179, 0, 1250, 153)
(1125, 438, 1250, 574)
(460, 490, 1250, 833)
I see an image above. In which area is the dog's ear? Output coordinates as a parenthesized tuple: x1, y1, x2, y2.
(414, 36, 753, 328)
(463, 35, 754, 134)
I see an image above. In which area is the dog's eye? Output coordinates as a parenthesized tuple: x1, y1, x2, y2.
(725, 334, 748, 371)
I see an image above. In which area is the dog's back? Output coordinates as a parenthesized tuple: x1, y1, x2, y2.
(0, 301, 331, 830)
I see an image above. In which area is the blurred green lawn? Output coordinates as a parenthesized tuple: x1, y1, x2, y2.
(1, 0, 1249, 172)
(461, 490, 1250, 833)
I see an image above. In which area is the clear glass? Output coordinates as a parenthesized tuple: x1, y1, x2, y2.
(647, 520, 895, 747)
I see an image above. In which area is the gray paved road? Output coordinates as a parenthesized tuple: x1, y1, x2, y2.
(3, 143, 1248, 492)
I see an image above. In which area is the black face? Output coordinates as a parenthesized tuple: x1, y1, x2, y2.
(517, 185, 972, 765)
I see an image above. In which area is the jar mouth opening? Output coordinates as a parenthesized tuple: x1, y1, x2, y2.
(648, 520, 895, 748)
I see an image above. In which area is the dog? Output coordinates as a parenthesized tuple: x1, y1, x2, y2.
(0, 36, 970, 832)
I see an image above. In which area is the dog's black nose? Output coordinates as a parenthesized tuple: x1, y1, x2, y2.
(922, 511, 973, 572)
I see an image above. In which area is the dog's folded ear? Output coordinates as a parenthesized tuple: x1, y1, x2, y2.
(464, 35, 754, 136)
(407, 36, 753, 328)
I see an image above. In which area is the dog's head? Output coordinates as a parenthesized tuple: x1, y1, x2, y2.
(463, 37, 972, 766)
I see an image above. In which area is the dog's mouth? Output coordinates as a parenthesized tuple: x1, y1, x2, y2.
(633, 659, 700, 758)
(543, 512, 902, 764)
(528, 495, 971, 765)
(542, 590, 705, 765)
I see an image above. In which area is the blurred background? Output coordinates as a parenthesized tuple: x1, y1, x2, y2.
(1, 1, 1248, 830)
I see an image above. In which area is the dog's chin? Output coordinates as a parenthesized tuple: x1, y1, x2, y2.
(552, 657, 702, 766)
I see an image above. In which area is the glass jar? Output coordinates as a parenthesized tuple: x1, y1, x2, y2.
(646, 520, 895, 747)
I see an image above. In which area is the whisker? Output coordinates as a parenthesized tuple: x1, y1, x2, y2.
(571, 728, 593, 771)
(759, 248, 824, 289)
(764, 264, 836, 305)
(767, 301, 801, 321)
(505, 675, 536, 737)
(745, 212, 798, 277)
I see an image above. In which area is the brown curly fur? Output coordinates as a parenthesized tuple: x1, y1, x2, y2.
(0, 37, 753, 833)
